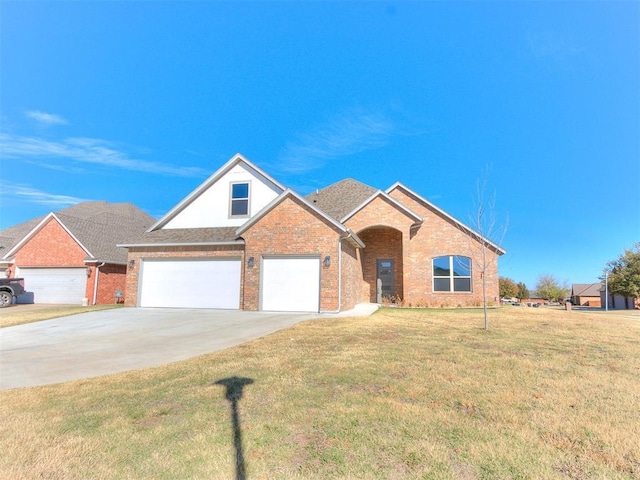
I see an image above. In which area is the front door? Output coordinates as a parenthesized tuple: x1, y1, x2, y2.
(376, 259, 395, 302)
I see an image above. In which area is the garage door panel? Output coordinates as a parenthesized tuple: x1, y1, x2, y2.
(139, 259, 241, 309)
(261, 257, 320, 312)
(17, 268, 86, 304)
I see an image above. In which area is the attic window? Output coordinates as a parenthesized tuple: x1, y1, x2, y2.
(230, 182, 250, 217)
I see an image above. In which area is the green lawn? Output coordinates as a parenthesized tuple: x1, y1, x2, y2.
(1, 307, 638, 479)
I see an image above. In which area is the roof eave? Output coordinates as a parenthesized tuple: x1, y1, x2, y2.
(117, 240, 245, 248)
(341, 229, 365, 249)
(84, 259, 128, 266)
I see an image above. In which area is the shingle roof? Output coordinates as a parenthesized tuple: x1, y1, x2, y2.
(571, 283, 602, 297)
(305, 178, 377, 221)
(0, 216, 45, 258)
(129, 227, 241, 245)
(0, 201, 155, 264)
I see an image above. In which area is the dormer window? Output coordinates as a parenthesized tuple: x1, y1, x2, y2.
(230, 182, 250, 217)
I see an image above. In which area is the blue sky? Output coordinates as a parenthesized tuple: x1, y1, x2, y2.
(1, 1, 638, 290)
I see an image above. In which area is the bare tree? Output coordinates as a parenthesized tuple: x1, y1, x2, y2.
(462, 170, 508, 330)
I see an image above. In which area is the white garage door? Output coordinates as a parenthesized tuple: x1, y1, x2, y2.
(261, 257, 320, 312)
(139, 258, 241, 309)
(17, 267, 87, 304)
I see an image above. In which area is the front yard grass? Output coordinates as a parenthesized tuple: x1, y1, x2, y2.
(1, 307, 638, 479)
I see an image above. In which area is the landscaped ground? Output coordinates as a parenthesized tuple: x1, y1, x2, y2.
(1, 307, 638, 479)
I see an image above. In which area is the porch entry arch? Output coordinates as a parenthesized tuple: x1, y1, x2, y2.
(357, 226, 404, 303)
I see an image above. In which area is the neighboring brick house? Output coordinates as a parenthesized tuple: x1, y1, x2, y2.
(0, 202, 155, 305)
(571, 283, 602, 307)
(120, 154, 505, 312)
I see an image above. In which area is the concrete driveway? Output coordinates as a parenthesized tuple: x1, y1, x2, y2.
(0, 308, 324, 390)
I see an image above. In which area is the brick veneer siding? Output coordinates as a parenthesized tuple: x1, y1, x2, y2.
(15, 217, 91, 302)
(344, 196, 418, 303)
(358, 227, 403, 302)
(91, 264, 127, 305)
(124, 244, 245, 307)
(388, 188, 501, 307)
(339, 240, 364, 310)
(14, 217, 88, 267)
(241, 196, 343, 312)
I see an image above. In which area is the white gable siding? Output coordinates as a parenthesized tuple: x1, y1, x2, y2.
(164, 163, 281, 228)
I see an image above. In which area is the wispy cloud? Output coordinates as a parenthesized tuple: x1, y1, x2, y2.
(0, 180, 90, 207)
(0, 133, 208, 177)
(25, 110, 69, 126)
(277, 109, 395, 173)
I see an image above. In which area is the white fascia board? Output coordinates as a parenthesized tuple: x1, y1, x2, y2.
(84, 259, 128, 266)
(148, 153, 287, 232)
(386, 182, 507, 255)
(236, 189, 350, 236)
(117, 240, 245, 248)
(341, 229, 365, 249)
(340, 190, 423, 224)
(4, 213, 94, 259)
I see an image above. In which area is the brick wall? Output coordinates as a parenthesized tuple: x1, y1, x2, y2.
(91, 264, 127, 305)
(388, 188, 501, 307)
(358, 227, 403, 302)
(340, 240, 364, 310)
(345, 195, 417, 303)
(241, 195, 343, 312)
(124, 244, 245, 307)
(14, 217, 88, 267)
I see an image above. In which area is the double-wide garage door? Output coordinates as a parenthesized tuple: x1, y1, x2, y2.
(138, 256, 321, 312)
(139, 259, 241, 309)
(261, 257, 320, 312)
(17, 267, 87, 304)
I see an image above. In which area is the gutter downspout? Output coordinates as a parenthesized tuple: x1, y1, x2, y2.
(92, 262, 106, 305)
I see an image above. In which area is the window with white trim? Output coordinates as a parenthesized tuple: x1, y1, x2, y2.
(433, 255, 472, 292)
(230, 182, 250, 217)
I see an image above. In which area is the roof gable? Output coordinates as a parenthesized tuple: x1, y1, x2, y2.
(1, 202, 155, 264)
(152, 153, 286, 231)
(387, 182, 506, 255)
(341, 189, 423, 225)
(4, 213, 92, 259)
(237, 189, 364, 248)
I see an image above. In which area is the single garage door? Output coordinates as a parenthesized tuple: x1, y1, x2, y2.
(261, 257, 320, 312)
(17, 267, 87, 304)
(139, 258, 241, 309)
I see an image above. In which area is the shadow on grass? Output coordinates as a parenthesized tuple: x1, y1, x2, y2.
(215, 376, 255, 480)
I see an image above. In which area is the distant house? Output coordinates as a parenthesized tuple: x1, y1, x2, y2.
(571, 283, 602, 307)
(0, 202, 154, 305)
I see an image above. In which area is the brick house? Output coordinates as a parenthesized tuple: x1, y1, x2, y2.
(120, 154, 505, 312)
(571, 283, 602, 307)
(0, 202, 155, 305)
